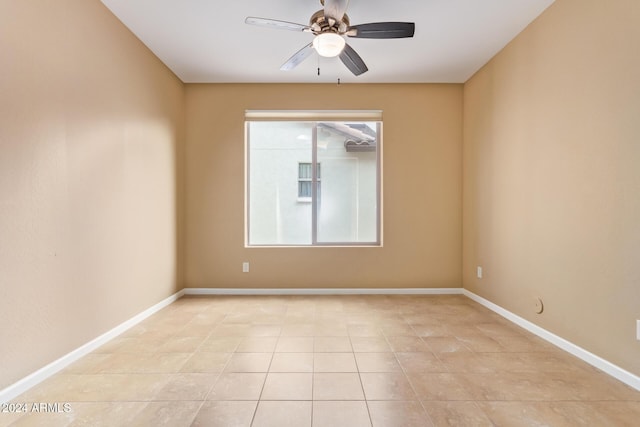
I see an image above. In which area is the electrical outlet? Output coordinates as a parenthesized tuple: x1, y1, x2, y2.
(476, 266, 483, 279)
(242, 262, 249, 273)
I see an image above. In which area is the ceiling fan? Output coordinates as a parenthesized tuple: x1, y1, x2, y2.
(245, 0, 415, 76)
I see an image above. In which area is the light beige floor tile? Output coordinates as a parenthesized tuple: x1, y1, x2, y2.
(224, 353, 272, 373)
(350, 337, 392, 352)
(436, 352, 497, 373)
(312, 401, 371, 427)
(0, 410, 25, 427)
(466, 352, 531, 372)
(188, 312, 226, 326)
(207, 373, 266, 400)
(198, 336, 242, 352)
(395, 352, 447, 373)
(360, 372, 416, 400)
(236, 337, 278, 353)
(545, 401, 640, 426)
(462, 371, 580, 401)
(191, 401, 257, 427)
(386, 337, 430, 352)
(120, 325, 176, 340)
(355, 353, 402, 372)
(62, 354, 113, 374)
(456, 335, 505, 352)
(348, 325, 384, 337)
(222, 313, 257, 324)
(18, 373, 171, 402)
(174, 323, 217, 337)
(443, 324, 485, 337)
(269, 352, 314, 373)
(247, 325, 282, 337)
(492, 335, 555, 352)
(261, 373, 312, 400)
(314, 336, 352, 352)
(477, 401, 555, 426)
(129, 401, 201, 427)
(380, 324, 417, 337)
(560, 370, 640, 401)
(252, 401, 311, 427)
(5, 409, 75, 427)
(104, 337, 167, 353)
(474, 322, 524, 337)
(515, 352, 596, 374)
(101, 374, 173, 401)
(180, 352, 231, 373)
(367, 401, 434, 427)
(423, 401, 493, 427)
(275, 337, 314, 352)
(423, 337, 470, 353)
(154, 373, 217, 400)
(314, 353, 358, 372)
(313, 373, 365, 400)
(93, 352, 191, 374)
(409, 373, 481, 401)
(314, 324, 349, 337)
(210, 325, 251, 337)
(65, 402, 146, 427)
(156, 336, 207, 353)
(407, 324, 449, 338)
(279, 324, 315, 336)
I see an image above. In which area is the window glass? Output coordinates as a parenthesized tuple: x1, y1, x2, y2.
(246, 117, 381, 246)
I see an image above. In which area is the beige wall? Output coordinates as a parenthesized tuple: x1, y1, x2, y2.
(0, 0, 184, 388)
(463, 0, 640, 376)
(185, 84, 462, 289)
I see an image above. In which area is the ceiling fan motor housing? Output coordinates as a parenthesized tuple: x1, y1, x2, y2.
(310, 9, 349, 34)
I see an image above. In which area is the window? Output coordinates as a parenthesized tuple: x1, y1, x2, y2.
(246, 111, 382, 246)
(298, 162, 320, 200)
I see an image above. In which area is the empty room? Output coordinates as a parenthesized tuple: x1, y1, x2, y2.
(1, 0, 639, 425)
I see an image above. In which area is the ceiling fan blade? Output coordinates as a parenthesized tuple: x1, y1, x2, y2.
(280, 43, 315, 71)
(245, 17, 311, 32)
(347, 22, 415, 39)
(323, 0, 349, 22)
(339, 43, 368, 76)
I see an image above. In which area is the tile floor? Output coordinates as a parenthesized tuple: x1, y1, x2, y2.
(3, 295, 640, 426)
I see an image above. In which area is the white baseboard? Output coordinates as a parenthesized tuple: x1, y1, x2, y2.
(0, 290, 185, 404)
(182, 287, 464, 296)
(462, 289, 640, 392)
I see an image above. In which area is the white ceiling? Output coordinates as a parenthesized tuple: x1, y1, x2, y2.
(100, 0, 555, 84)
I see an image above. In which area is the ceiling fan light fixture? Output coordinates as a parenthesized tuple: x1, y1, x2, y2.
(313, 33, 345, 57)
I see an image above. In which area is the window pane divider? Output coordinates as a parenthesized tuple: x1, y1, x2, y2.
(311, 122, 318, 245)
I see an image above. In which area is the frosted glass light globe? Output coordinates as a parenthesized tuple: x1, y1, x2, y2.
(313, 33, 346, 57)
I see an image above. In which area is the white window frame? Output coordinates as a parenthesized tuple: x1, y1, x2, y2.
(245, 110, 383, 247)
